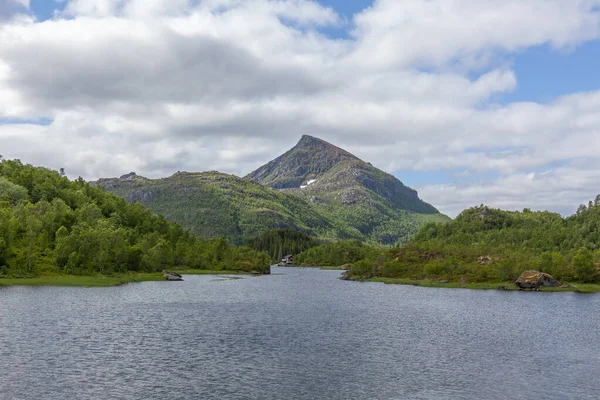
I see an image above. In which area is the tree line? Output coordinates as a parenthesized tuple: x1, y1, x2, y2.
(246, 229, 321, 263)
(0, 159, 270, 277)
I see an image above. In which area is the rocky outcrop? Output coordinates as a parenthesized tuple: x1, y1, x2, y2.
(515, 270, 561, 290)
(162, 270, 183, 281)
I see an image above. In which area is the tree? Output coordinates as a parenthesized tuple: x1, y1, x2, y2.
(0, 178, 28, 205)
(572, 248, 597, 283)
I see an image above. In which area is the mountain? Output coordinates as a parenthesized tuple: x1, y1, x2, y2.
(246, 135, 439, 214)
(95, 136, 449, 245)
(246, 135, 448, 243)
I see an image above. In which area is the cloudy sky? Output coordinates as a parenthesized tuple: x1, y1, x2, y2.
(1, 0, 600, 217)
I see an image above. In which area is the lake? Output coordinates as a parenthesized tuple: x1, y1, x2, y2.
(1, 267, 599, 399)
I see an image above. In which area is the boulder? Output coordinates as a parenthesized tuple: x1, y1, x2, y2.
(515, 270, 560, 290)
(162, 270, 183, 281)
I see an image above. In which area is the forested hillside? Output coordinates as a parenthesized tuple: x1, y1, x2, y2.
(0, 159, 270, 277)
(94, 171, 351, 245)
(300, 202, 600, 284)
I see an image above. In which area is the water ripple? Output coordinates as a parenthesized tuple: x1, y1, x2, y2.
(1, 269, 599, 399)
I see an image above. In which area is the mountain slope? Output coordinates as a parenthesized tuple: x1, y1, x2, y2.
(95, 171, 359, 245)
(96, 136, 449, 245)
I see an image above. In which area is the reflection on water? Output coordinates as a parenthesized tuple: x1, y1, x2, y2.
(1, 267, 599, 400)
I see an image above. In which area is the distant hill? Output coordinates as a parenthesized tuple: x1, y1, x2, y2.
(95, 136, 449, 245)
(95, 171, 345, 245)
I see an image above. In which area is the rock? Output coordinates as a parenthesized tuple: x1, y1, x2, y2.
(498, 285, 510, 290)
(439, 280, 449, 284)
(515, 270, 561, 290)
(477, 256, 493, 265)
(340, 271, 351, 280)
(162, 270, 183, 281)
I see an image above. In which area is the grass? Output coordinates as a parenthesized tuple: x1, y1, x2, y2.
(359, 277, 600, 293)
(0, 273, 164, 288)
(0, 269, 254, 287)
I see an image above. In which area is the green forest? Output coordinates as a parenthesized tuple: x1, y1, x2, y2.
(297, 203, 600, 285)
(294, 240, 379, 267)
(247, 229, 321, 263)
(0, 159, 270, 278)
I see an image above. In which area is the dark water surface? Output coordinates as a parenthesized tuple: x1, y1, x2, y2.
(1, 267, 600, 399)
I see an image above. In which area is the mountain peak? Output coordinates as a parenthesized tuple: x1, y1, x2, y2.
(294, 135, 357, 159)
(245, 135, 358, 189)
(296, 134, 326, 147)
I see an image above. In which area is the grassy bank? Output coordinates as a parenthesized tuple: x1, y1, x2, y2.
(0, 269, 257, 287)
(353, 277, 600, 293)
(0, 273, 165, 288)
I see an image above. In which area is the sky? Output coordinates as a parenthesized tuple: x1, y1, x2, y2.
(1, 0, 600, 218)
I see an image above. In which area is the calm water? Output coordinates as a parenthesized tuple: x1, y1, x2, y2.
(1, 267, 600, 400)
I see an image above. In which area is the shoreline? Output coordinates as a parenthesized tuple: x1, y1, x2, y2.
(351, 277, 600, 293)
(0, 270, 257, 288)
(276, 265, 347, 270)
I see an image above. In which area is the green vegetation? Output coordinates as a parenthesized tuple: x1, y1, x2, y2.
(0, 159, 270, 280)
(0, 273, 165, 287)
(247, 229, 321, 262)
(294, 240, 379, 267)
(295, 202, 600, 288)
(96, 136, 449, 247)
(361, 277, 600, 293)
(94, 171, 345, 245)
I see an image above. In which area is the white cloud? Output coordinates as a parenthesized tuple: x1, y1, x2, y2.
(349, 0, 600, 70)
(418, 159, 600, 218)
(0, 0, 600, 217)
